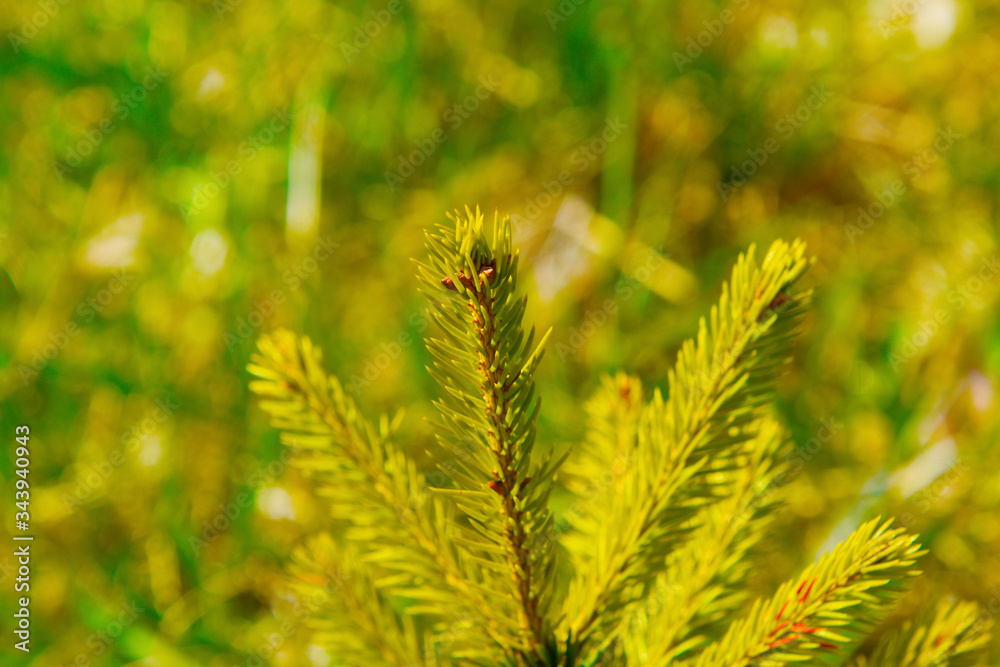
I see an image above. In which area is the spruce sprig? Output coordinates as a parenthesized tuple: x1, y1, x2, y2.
(415, 208, 565, 662)
(248, 331, 503, 657)
(621, 417, 790, 666)
(288, 533, 426, 667)
(246, 208, 991, 667)
(562, 238, 812, 658)
(684, 517, 924, 667)
(848, 599, 993, 667)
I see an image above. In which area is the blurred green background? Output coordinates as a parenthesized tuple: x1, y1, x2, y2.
(2, 0, 1000, 664)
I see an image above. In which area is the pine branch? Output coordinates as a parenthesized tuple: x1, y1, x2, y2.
(563, 240, 813, 656)
(684, 517, 924, 667)
(288, 532, 425, 667)
(416, 208, 564, 662)
(560, 372, 644, 554)
(623, 417, 789, 666)
(247, 331, 507, 654)
(848, 599, 992, 667)
(243, 217, 993, 667)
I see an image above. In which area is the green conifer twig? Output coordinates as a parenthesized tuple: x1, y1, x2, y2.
(288, 533, 425, 667)
(248, 332, 505, 652)
(847, 598, 992, 667)
(563, 239, 812, 657)
(416, 208, 563, 662)
(245, 209, 992, 667)
(685, 517, 924, 667)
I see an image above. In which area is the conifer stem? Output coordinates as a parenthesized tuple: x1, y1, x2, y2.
(468, 278, 546, 658)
